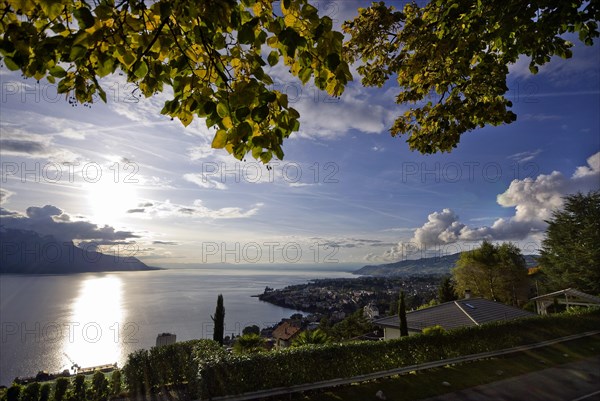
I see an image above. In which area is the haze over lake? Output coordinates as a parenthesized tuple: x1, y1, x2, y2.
(0, 266, 355, 385)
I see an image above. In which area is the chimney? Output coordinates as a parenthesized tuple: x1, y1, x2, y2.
(464, 289, 471, 300)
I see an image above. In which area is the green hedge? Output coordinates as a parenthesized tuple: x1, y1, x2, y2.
(197, 308, 600, 398)
(120, 310, 600, 399)
(122, 339, 224, 398)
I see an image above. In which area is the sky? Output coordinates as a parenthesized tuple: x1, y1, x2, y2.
(1, 1, 599, 268)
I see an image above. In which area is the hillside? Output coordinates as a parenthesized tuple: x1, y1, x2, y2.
(0, 228, 159, 274)
(354, 253, 538, 276)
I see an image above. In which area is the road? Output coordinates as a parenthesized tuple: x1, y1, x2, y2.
(419, 356, 600, 401)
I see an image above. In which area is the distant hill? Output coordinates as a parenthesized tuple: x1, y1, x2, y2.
(0, 228, 159, 274)
(354, 253, 538, 276)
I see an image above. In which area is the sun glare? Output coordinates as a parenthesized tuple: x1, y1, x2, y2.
(62, 276, 124, 371)
(86, 178, 139, 226)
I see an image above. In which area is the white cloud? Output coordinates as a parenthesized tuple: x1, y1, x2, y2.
(372, 152, 600, 260)
(0, 127, 82, 162)
(126, 199, 262, 219)
(183, 173, 228, 190)
(0, 188, 14, 205)
(508, 149, 542, 163)
(414, 152, 600, 245)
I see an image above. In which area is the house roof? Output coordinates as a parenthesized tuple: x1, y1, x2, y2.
(374, 298, 535, 332)
(530, 288, 600, 304)
(272, 321, 301, 341)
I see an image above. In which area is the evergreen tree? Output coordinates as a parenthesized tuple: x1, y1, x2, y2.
(90, 371, 109, 401)
(72, 375, 86, 401)
(6, 385, 21, 401)
(539, 191, 600, 295)
(398, 291, 408, 337)
(53, 378, 69, 401)
(437, 276, 457, 303)
(211, 294, 225, 345)
(242, 325, 260, 336)
(20, 382, 40, 401)
(328, 310, 375, 341)
(110, 369, 122, 397)
(39, 384, 51, 401)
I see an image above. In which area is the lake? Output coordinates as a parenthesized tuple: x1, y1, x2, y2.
(0, 267, 355, 385)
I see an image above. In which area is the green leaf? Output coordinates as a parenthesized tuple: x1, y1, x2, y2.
(216, 102, 229, 118)
(236, 107, 251, 121)
(325, 53, 340, 70)
(97, 57, 115, 77)
(212, 129, 228, 148)
(49, 65, 66, 78)
(69, 45, 87, 61)
(134, 61, 148, 79)
(3, 57, 20, 71)
(238, 22, 256, 45)
(267, 51, 279, 67)
(74, 7, 95, 29)
(251, 105, 269, 122)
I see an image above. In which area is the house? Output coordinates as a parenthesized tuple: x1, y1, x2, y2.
(530, 288, 600, 315)
(156, 332, 176, 347)
(374, 297, 535, 340)
(364, 302, 380, 320)
(271, 321, 301, 348)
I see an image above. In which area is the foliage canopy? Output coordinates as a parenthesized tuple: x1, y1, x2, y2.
(539, 191, 600, 295)
(0, 0, 350, 162)
(343, 0, 599, 153)
(1, 0, 597, 159)
(452, 240, 529, 305)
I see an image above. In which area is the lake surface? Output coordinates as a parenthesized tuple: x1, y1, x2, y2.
(0, 267, 355, 385)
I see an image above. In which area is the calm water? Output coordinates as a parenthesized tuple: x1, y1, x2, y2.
(0, 267, 355, 385)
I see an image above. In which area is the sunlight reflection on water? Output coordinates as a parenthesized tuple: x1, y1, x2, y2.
(62, 276, 124, 371)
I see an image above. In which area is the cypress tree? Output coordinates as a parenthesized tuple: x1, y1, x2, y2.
(211, 294, 225, 345)
(398, 291, 408, 337)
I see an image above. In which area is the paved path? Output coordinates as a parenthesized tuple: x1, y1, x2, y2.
(418, 356, 600, 401)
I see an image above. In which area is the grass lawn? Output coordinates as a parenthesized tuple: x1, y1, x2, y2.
(280, 334, 600, 401)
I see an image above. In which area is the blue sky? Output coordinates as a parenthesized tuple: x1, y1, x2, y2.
(1, 1, 599, 267)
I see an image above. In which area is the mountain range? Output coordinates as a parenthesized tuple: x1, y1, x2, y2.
(354, 252, 538, 276)
(0, 228, 158, 274)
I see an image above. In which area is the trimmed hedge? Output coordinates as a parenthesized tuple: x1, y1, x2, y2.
(122, 339, 224, 398)
(121, 309, 600, 399)
(197, 309, 600, 398)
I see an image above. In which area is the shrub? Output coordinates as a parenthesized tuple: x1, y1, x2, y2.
(422, 325, 446, 336)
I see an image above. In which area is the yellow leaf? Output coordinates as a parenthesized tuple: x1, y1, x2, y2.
(222, 116, 233, 129)
(179, 111, 193, 127)
(212, 129, 228, 149)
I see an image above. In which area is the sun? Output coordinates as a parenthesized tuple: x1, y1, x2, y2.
(85, 177, 139, 227)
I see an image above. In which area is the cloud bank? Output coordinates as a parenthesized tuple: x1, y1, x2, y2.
(370, 152, 600, 262)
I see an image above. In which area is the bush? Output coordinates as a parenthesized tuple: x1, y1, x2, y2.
(422, 325, 446, 336)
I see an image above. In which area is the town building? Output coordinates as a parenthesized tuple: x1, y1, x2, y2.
(364, 302, 380, 320)
(271, 321, 301, 348)
(374, 297, 535, 340)
(156, 332, 176, 347)
(530, 288, 600, 315)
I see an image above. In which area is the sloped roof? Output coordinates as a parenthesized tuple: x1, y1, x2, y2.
(272, 321, 301, 341)
(374, 298, 535, 331)
(530, 288, 600, 304)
